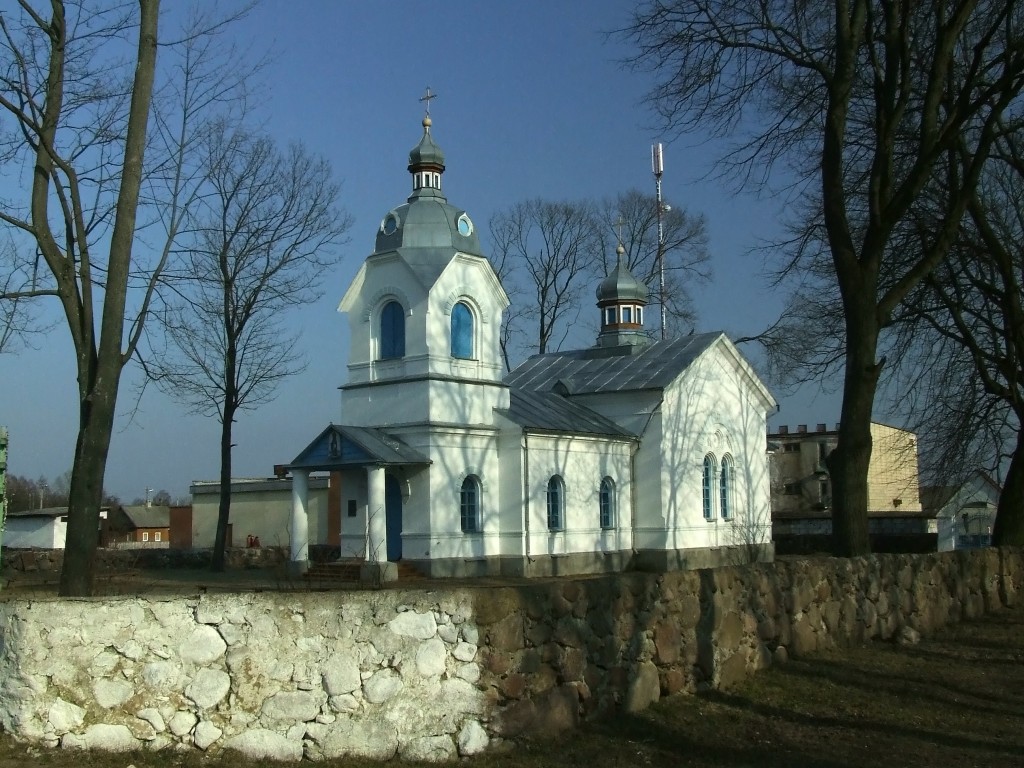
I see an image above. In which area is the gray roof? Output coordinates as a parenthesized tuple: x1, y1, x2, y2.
(506, 332, 722, 395)
(374, 199, 483, 259)
(408, 118, 446, 169)
(6, 506, 68, 519)
(597, 253, 648, 303)
(340, 425, 431, 465)
(500, 390, 636, 439)
(289, 424, 431, 471)
(120, 505, 170, 528)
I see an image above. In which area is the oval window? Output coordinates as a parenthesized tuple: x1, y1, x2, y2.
(382, 213, 398, 235)
(457, 214, 473, 237)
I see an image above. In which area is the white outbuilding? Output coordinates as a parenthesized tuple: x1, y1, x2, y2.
(288, 115, 777, 580)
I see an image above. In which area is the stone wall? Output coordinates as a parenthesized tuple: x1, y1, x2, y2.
(0, 548, 1020, 761)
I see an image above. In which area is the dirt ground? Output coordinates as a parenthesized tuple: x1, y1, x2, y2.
(0, 593, 1021, 767)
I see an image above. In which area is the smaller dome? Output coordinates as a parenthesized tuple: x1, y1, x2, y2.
(597, 252, 648, 304)
(408, 116, 445, 170)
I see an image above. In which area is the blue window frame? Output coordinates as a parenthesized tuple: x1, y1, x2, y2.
(546, 475, 564, 530)
(599, 477, 615, 529)
(451, 301, 473, 359)
(720, 455, 734, 520)
(380, 301, 405, 359)
(460, 475, 480, 533)
(702, 455, 715, 521)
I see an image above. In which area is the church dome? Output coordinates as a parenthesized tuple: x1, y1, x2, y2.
(373, 113, 484, 259)
(408, 116, 445, 170)
(597, 246, 648, 304)
(374, 199, 483, 256)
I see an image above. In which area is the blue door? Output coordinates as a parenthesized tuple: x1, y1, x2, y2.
(385, 475, 402, 561)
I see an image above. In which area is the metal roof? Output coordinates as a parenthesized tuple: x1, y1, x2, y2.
(500, 390, 637, 438)
(6, 506, 68, 518)
(505, 332, 722, 394)
(289, 424, 431, 471)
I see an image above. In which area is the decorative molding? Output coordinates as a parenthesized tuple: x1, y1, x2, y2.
(361, 286, 412, 323)
(442, 289, 488, 324)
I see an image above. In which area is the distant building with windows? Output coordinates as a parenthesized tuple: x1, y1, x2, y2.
(922, 470, 1000, 551)
(283, 113, 777, 580)
(770, 421, 930, 551)
(103, 504, 170, 548)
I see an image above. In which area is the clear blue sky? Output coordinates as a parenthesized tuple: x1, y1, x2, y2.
(0, 1, 840, 502)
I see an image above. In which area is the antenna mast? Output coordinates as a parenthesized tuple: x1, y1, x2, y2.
(652, 143, 667, 340)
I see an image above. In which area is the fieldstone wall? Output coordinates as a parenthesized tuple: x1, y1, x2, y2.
(0, 591, 488, 761)
(0, 547, 1020, 760)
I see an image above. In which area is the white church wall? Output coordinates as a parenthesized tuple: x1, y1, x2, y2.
(495, 425, 526, 558)
(523, 433, 633, 559)
(427, 379, 511, 425)
(647, 343, 773, 554)
(341, 253, 430, 384)
(425, 255, 507, 384)
(403, 427, 505, 562)
(337, 470, 369, 560)
(571, 390, 664, 438)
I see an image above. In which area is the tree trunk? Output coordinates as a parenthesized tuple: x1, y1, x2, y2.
(828, 307, 881, 557)
(57, 0, 160, 596)
(59, 376, 119, 595)
(211, 402, 235, 572)
(992, 430, 1024, 546)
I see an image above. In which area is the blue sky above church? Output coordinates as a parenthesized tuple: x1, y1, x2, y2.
(0, 1, 840, 501)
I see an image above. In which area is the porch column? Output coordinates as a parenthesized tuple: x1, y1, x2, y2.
(366, 465, 387, 562)
(362, 464, 396, 583)
(289, 469, 310, 575)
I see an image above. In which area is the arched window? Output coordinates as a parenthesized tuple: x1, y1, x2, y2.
(720, 455, 734, 520)
(599, 477, 615, 529)
(380, 301, 405, 359)
(460, 475, 481, 533)
(702, 454, 716, 521)
(546, 475, 565, 530)
(451, 301, 474, 359)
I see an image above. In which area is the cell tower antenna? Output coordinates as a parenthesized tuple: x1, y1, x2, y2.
(652, 143, 667, 340)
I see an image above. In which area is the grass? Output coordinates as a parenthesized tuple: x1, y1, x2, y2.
(2, 605, 1022, 767)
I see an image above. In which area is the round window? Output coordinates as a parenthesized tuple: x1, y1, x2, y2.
(457, 213, 473, 237)
(382, 213, 398, 235)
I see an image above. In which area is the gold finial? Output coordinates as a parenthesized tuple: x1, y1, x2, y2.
(417, 86, 438, 128)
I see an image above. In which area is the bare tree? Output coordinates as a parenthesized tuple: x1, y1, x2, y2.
(0, 0, 160, 594)
(489, 199, 599, 356)
(486, 231, 531, 372)
(0, 2, 253, 594)
(147, 121, 350, 571)
(622, 1, 1024, 556)
(595, 189, 710, 335)
(892, 137, 1024, 544)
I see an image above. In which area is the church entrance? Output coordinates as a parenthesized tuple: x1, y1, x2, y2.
(385, 474, 402, 561)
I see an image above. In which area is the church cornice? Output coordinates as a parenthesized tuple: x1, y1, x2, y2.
(340, 374, 511, 392)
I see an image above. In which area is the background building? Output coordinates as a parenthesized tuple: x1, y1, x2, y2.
(190, 476, 335, 551)
(771, 422, 931, 552)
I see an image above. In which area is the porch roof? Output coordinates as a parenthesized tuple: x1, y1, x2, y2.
(288, 424, 431, 472)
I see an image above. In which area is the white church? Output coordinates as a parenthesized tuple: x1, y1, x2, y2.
(286, 113, 777, 581)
